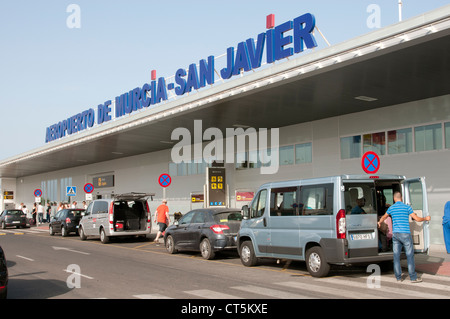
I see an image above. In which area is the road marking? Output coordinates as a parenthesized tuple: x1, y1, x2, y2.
(231, 285, 314, 299)
(134, 294, 173, 299)
(277, 280, 384, 299)
(52, 246, 90, 255)
(316, 277, 448, 299)
(0, 229, 24, 235)
(16, 255, 35, 261)
(63, 269, 94, 280)
(184, 289, 243, 299)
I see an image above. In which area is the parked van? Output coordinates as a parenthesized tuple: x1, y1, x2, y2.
(237, 175, 429, 277)
(79, 193, 154, 243)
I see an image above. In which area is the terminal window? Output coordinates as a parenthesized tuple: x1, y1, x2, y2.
(414, 123, 442, 152)
(340, 135, 361, 159)
(295, 142, 312, 164)
(363, 132, 386, 155)
(445, 122, 450, 149)
(388, 128, 413, 154)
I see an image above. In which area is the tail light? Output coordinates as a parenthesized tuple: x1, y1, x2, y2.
(145, 201, 151, 223)
(65, 217, 71, 224)
(336, 209, 346, 239)
(210, 224, 229, 234)
(108, 201, 114, 225)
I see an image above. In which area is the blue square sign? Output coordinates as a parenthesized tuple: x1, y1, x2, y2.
(66, 186, 77, 196)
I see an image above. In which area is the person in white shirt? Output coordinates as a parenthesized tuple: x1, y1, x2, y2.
(37, 203, 45, 225)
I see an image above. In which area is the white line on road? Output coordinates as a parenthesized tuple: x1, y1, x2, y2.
(52, 246, 90, 255)
(16, 255, 35, 261)
(184, 289, 243, 299)
(134, 294, 174, 299)
(63, 269, 94, 280)
(231, 285, 314, 299)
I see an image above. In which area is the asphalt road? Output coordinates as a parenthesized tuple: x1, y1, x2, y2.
(1, 226, 450, 303)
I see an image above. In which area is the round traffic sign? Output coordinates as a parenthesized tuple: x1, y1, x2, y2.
(158, 173, 172, 188)
(84, 183, 94, 194)
(361, 151, 380, 174)
(34, 189, 42, 197)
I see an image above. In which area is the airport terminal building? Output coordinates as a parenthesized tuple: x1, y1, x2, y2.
(0, 6, 449, 245)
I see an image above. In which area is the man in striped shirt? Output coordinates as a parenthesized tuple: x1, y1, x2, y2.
(378, 191, 431, 283)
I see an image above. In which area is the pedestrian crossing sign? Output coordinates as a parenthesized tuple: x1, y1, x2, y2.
(66, 186, 77, 196)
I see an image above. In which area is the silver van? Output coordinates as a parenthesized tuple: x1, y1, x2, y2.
(237, 175, 429, 277)
(79, 193, 154, 244)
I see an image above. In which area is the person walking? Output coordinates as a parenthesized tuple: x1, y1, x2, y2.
(378, 191, 431, 283)
(154, 199, 170, 243)
(443, 201, 450, 254)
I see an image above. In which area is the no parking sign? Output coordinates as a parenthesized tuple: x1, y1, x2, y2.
(158, 174, 171, 188)
(361, 151, 380, 174)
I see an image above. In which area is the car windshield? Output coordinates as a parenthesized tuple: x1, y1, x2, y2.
(213, 211, 243, 223)
(6, 210, 23, 215)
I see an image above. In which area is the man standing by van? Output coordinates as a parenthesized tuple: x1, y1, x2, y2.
(378, 192, 431, 283)
(154, 199, 170, 243)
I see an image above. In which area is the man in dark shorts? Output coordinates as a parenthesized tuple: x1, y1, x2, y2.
(154, 199, 170, 243)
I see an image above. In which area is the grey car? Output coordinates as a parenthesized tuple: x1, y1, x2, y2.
(0, 209, 27, 229)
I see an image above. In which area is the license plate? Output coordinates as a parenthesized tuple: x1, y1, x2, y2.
(12, 221, 20, 224)
(351, 233, 372, 240)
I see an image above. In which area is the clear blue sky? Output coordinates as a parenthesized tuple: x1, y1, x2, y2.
(0, 0, 448, 160)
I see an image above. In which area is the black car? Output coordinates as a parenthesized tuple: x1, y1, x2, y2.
(164, 208, 242, 260)
(0, 245, 8, 299)
(0, 209, 27, 229)
(49, 209, 85, 237)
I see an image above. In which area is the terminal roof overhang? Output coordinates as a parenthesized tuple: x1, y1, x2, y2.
(1, 7, 450, 179)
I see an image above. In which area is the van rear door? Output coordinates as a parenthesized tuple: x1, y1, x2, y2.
(403, 177, 430, 253)
(344, 181, 379, 258)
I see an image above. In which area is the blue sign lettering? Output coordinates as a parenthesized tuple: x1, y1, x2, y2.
(45, 13, 317, 143)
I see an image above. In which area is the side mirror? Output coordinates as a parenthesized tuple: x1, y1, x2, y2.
(174, 221, 179, 226)
(242, 205, 249, 220)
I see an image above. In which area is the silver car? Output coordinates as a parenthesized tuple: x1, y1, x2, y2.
(78, 193, 154, 244)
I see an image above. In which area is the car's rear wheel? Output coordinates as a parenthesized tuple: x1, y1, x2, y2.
(200, 238, 215, 260)
(305, 246, 330, 277)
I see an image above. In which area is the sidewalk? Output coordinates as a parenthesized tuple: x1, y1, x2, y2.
(403, 244, 450, 277)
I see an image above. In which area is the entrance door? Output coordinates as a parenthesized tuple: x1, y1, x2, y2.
(403, 177, 430, 253)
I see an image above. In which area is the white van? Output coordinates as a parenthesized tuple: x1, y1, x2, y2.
(237, 175, 429, 277)
(79, 193, 154, 243)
